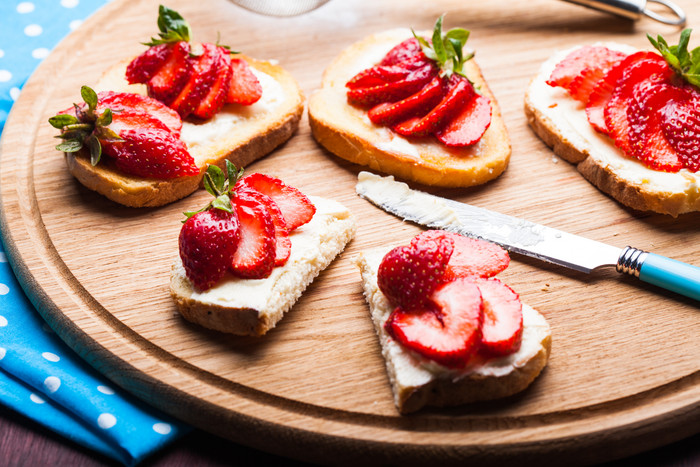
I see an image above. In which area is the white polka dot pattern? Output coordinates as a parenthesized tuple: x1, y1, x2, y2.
(97, 385, 115, 395)
(152, 423, 172, 435)
(30, 393, 46, 404)
(0, 284, 9, 295)
(42, 352, 60, 362)
(61, 0, 80, 8)
(17, 2, 35, 14)
(24, 24, 43, 37)
(0, 71, 12, 83)
(32, 48, 50, 59)
(44, 376, 61, 393)
(0, 348, 5, 360)
(97, 413, 117, 429)
(0, 315, 7, 327)
(10, 88, 20, 101)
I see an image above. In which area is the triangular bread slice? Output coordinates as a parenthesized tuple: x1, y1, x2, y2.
(309, 29, 511, 188)
(65, 56, 304, 207)
(525, 44, 700, 216)
(356, 248, 551, 414)
(170, 196, 356, 336)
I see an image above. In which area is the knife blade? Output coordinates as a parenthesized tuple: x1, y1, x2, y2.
(356, 171, 700, 302)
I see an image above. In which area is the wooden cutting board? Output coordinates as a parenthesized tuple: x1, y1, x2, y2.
(1, 0, 699, 464)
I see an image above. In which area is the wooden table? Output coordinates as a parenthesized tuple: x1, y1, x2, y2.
(1, 0, 699, 465)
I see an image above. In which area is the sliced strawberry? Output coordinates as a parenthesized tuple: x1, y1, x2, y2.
(346, 64, 413, 90)
(97, 91, 182, 135)
(435, 93, 492, 147)
(147, 41, 192, 105)
(226, 58, 263, 105)
(393, 74, 473, 137)
(169, 43, 220, 118)
(238, 173, 316, 231)
(660, 94, 700, 172)
(411, 231, 509, 280)
(230, 195, 276, 279)
(604, 57, 673, 154)
(126, 43, 172, 85)
(473, 277, 523, 356)
(104, 126, 198, 179)
(547, 46, 627, 91)
(179, 208, 240, 291)
(236, 186, 291, 266)
(627, 82, 685, 172)
(379, 38, 423, 66)
(377, 233, 454, 309)
(192, 46, 233, 119)
(384, 278, 483, 369)
(367, 76, 445, 126)
(586, 51, 661, 134)
(347, 64, 436, 108)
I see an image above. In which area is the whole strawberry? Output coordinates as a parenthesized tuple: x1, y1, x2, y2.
(179, 208, 240, 291)
(377, 232, 454, 309)
(49, 86, 198, 179)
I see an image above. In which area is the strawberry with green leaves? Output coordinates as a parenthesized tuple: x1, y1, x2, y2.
(346, 15, 491, 147)
(49, 85, 198, 179)
(126, 5, 262, 119)
(378, 230, 523, 369)
(547, 29, 700, 173)
(179, 162, 316, 289)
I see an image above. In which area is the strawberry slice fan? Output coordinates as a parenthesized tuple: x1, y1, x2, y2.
(0, 1, 189, 464)
(547, 28, 700, 174)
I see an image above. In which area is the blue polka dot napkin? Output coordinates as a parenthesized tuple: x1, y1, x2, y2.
(0, 1, 189, 465)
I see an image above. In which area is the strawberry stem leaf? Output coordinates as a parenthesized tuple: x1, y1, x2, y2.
(55, 140, 83, 152)
(49, 114, 78, 128)
(648, 28, 700, 87)
(80, 85, 98, 111)
(87, 135, 102, 165)
(412, 15, 472, 79)
(145, 5, 191, 46)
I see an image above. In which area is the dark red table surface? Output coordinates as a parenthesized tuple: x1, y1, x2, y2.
(1, 403, 698, 466)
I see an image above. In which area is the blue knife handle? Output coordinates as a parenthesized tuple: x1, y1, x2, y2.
(639, 253, 700, 302)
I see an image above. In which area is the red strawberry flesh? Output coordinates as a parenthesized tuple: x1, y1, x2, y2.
(384, 278, 483, 369)
(347, 64, 436, 108)
(169, 43, 220, 118)
(179, 208, 240, 291)
(547, 45, 626, 91)
(238, 173, 316, 231)
(435, 93, 492, 147)
(367, 76, 445, 126)
(227, 58, 263, 105)
(147, 41, 192, 105)
(97, 91, 183, 135)
(236, 186, 292, 267)
(230, 196, 276, 279)
(627, 81, 684, 172)
(379, 38, 423, 66)
(412, 231, 509, 279)
(660, 94, 700, 172)
(193, 46, 233, 119)
(126, 43, 172, 85)
(377, 233, 454, 309)
(586, 51, 661, 135)
(474, 277, 523, 356)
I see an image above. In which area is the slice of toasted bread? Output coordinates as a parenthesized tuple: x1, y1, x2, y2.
(356, 248, 551, 414)
(525, 44, 700, 217)
(308, 29, 511, 188)
(170, 196, 356, 336)
(66, 55, 304, 207)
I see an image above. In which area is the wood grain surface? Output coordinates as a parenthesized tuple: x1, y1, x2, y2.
(0, 0, 699, 464)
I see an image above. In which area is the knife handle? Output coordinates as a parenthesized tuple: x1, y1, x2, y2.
(618, 247, 700, 301)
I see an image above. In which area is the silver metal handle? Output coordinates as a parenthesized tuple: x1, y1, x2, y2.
(561, 0, 686, 26)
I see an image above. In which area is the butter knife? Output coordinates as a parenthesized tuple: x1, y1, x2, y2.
(356, 172, 700, 302)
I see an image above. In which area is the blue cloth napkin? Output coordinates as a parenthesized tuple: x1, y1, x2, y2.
(0, 1, 189, 465)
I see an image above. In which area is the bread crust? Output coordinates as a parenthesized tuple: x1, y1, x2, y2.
(66, 56, 304, 207)
(525, 46, 700, 217)
(308, 29, 511, 188)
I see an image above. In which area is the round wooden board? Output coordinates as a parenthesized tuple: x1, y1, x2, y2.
(1, 0, 699, 464)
